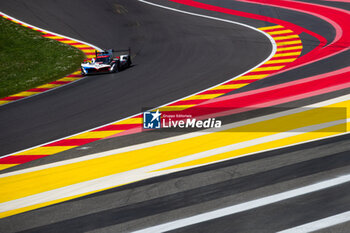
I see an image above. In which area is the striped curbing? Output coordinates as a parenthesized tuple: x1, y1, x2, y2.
(0, 13, 100, 106)
(165, 25, 303, 108)
(0, 24, 303, 170)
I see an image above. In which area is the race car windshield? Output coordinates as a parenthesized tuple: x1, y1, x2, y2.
(95, 57, 109, 63)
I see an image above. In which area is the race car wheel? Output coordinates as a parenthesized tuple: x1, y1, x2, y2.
(111, 63, 118, 73)
(81, 67, 87, 76)
(127, 58, 131, 67)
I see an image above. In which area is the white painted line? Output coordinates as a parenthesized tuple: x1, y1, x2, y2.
(133, 174, 350, 233)
(0, 0, 276, 160)
(0, 11, 103, 108)
(0, 11, 102, 51)
(0, 118, 347, 213)
(277, 211, 350, 233)
(1, 93, 348, 178)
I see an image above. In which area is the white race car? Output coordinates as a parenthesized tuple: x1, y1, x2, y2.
(81, 49, 131, 75)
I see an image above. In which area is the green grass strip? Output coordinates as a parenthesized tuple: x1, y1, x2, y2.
(0, 17, 86, 98)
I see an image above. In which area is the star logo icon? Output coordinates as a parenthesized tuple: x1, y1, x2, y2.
(150, 110, 161, 122)
(143, 110, 162, 129)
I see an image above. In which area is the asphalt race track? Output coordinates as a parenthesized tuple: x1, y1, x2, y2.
(0, 0, 271, 156)
(1, 0, 350, 232)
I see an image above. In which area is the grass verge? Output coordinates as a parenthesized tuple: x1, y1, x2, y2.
(0, 17, 86, 98)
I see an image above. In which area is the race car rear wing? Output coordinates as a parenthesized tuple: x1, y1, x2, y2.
(95, 48, 131, 58)
(112, 48, 131, 54)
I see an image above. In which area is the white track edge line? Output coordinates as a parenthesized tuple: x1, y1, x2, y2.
(133, 173, 350, 233)
(0, 119, 347, 212)
(0, 11, 103, 51)
(1, 93, 349, 178)
(0, 1, 277, 159)
(0, 11, 104, 108)
(147, 123, 349, 176)
(277, 210, 350, 233)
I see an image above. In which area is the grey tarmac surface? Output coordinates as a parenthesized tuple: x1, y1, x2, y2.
(1, 134, 349, 232)
(0, 0, 271, 156)
(0, 0, 350, 232)
(2, 86, 349, 174)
